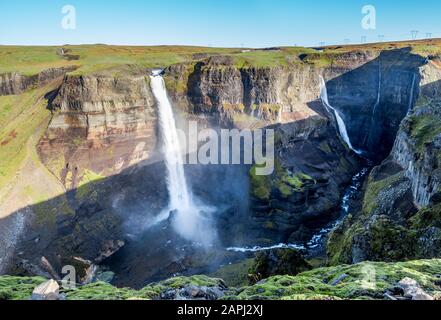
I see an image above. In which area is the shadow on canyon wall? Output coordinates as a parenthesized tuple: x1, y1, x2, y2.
(321, 47, 425, 160)
(0, 153, 251, 287)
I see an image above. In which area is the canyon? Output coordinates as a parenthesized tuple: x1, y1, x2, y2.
(0, 42, 441, 299)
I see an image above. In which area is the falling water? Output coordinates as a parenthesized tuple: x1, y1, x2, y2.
(150, 71, 191, 210)
(319, 76, 362, 154)
(149, 70, 216, 245)
(372, 60, 382, 118)
(407, 74, 417, 115)
(363, 60, 382, 146)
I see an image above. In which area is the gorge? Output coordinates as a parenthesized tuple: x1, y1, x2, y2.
(1, 42, 441, 300)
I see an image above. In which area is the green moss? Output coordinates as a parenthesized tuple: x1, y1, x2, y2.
(75, 169, 105, 201)
(222, 103, 246, 114)
(65, 282, 143, 300)
(274, 160, 314, 197)
(327, 213, 367, 266)
(0, 84, 55, 190)
(210, 260, 254, 287)
(0, 276, 47, 300)
(237, 259, 441, 300)
(249, 164, 272, 200)
(411, 203, 441, 229)
(318, 141, 332, 154)
(368, 217, 418, 261)
(2, 260, 441, 300)
(409, 114, 441, 154)
(362, 172, 403, 214)
(163, 63, 196, 95)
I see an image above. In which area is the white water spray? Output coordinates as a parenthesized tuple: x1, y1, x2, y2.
(319, 76, 362, 154)
(149, 70, 216, 245)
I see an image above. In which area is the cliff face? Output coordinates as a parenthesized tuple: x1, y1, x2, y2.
(392, 62, 441, 207)
(38, 70, 158, 189)
(325, 48, 425, 159)
(0, 67, 77, 96)
(35, 49, 427, 245)
(165, 53, 379, 128)
(328, 60, 441, 264)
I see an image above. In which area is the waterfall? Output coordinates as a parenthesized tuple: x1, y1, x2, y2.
(363, 60, 382, 146)
(150, 71, 191, 210)
(407, 74, 417, 115)
(319, 76, 362, 154)
(149, 70, 216, 245)
(372, 60, 382, 118)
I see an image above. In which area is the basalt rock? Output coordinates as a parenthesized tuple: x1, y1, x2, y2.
(38, 69, 158, 189)
(327, 60, 441, 264)
(0, 66, 77, 96)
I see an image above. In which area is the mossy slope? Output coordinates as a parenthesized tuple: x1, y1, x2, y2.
(2, 260, 441, 300)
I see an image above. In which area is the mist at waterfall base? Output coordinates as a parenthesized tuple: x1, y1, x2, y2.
(148, 72, 218, 247)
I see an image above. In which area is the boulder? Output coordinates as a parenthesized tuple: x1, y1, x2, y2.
(398, 277, 434, 300)
(160, 285, 227, 301)
(31, 280, 60, 300)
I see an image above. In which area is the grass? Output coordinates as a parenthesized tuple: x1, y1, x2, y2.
(3, 40, 441, 78)
(410, 113, 441, 153)
(249, 164, 272, 200)
(0, 82, 57, 191)
(362, 172, 404, 214)
(0, 45, 238, 76)
(0, 46, 77, 75)
(75, 169, 106, 201)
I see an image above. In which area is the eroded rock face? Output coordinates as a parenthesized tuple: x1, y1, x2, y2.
(38, 71, 158, 188)
(247, 116, 360, 244)
(166, 58, 321, 126)
(13, 47, 436, 284)
(0, 66, 77, 96)
(325, 48, 426, 159)
(392, 62, 441, 207)
(327, 60, 441, 264)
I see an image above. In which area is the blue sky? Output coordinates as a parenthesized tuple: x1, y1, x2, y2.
(1, 0, 441, 47)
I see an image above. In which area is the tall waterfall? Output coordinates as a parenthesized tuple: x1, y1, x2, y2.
(319, 76, 361, 154)
(149, 70, 215, 245)
(363, 60, 382, 146)
(372, 60, 382, 118)
(150, 71, 191, 210)
(407, 74, 417, 115)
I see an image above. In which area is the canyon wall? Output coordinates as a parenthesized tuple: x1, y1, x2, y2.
(0, 67, 77, 96)
(328, 59, 441, 264)
(35, 48, 427, 246)
(38, 70, 158, 189)
(5, 46, 437, 278)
